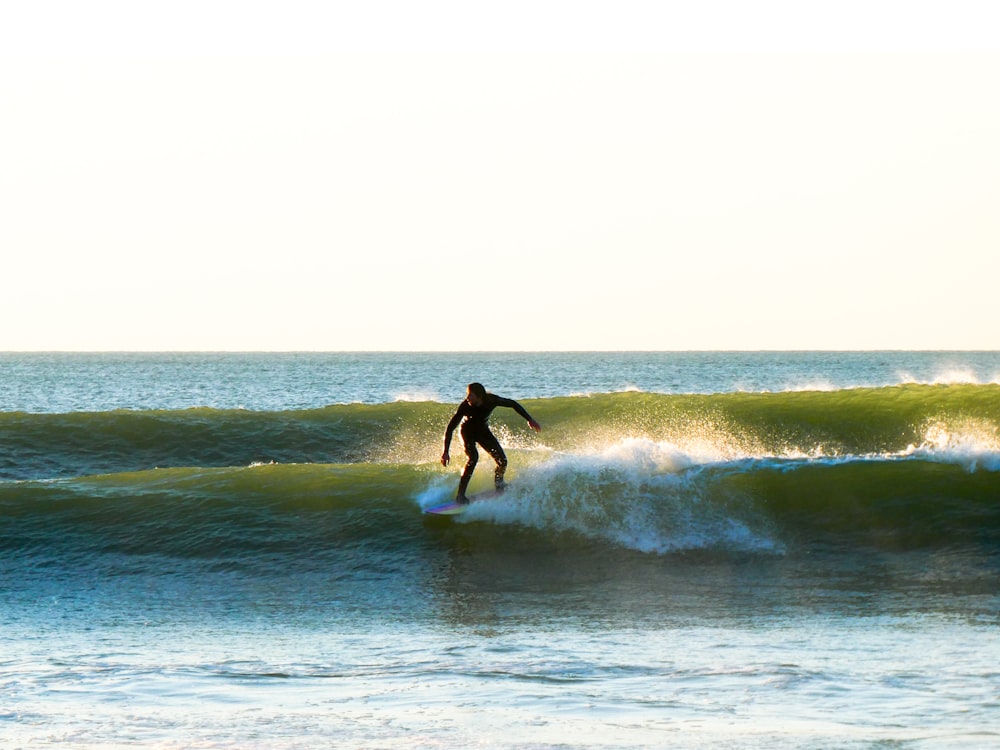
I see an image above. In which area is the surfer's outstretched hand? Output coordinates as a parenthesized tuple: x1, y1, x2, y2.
(441, 451, 450, 467)
(528, 420, 541, 432)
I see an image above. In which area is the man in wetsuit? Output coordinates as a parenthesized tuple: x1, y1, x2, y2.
(441, 383, 541, 504)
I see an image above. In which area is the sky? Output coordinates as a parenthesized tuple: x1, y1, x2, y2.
(1, 1, 998, 351)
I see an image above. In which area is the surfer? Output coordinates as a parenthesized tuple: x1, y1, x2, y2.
(441, 383, 541, 504)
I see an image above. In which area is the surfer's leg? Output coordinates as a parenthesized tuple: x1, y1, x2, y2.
(479, 431, 508, 491)
(457, 427, 479, 502)
(457, 457, 476, 502)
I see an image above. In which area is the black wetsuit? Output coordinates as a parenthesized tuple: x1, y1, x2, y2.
(443, 394, 535, 499)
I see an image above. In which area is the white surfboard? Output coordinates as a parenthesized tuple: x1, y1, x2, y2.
(423, 488, 504, 515)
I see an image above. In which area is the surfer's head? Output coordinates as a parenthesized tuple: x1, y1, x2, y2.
(466, 382, 487, 405)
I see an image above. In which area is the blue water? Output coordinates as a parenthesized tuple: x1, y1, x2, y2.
(2, 352, 999, 749)
(3, 350, 999, 411)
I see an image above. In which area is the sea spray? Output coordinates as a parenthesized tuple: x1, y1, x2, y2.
(464, 439, 783, 554)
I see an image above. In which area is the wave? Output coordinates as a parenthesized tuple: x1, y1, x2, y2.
(0, 402, 435, 481)
(1, 384, 997, 482)
(1, 384, 997, 566)
(2, 447, 997, 565)
(454, 437, 1000, 554)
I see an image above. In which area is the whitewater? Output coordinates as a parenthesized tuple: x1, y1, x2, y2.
(2, 352, 999, 749)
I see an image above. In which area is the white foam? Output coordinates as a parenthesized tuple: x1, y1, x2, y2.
(393, 389, 441, 403)
(464, 439, 782, 555)
(900, 368, 982, 386)
(908, 419, 1000, 472)
(415, 480, 453, 510)
(782, 380, 839, 393)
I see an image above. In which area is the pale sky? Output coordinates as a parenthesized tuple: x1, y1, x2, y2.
(2, 1, 998, 351)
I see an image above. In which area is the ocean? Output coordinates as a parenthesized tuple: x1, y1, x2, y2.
(2, 351, 999, 749)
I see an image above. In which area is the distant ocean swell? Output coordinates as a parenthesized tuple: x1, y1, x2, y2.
(2, 383, 997, 564)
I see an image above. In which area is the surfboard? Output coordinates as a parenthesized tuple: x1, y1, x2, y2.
(423, 488, 504, 515)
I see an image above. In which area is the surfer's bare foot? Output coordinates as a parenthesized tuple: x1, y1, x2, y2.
(456, 495, 470, 505)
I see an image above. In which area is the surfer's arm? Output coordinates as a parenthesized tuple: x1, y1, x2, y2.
(441, 408, 464, 465)
(495, 397, 541, 432)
